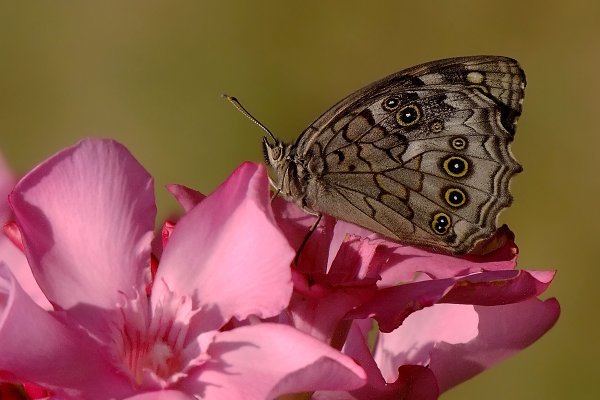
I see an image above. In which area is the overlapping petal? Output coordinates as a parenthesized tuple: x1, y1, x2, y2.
(270, 197, 559, 399)
(373, 299, 560, 392)
(0, 137, 560, 400)
(154, 163, 294, 333)
(180, 324, 366, 399)
(0, 152, 51, 310)
(313, 320, 438, 400)
(0, 265, 133, 399)
(9, 139, 156, 313)
(348, 269, 556, 332)
(0, 234, 50, 310)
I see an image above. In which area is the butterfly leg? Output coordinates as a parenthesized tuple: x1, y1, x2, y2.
(268, 176, 283, 202)
(293, 212, 322, 266)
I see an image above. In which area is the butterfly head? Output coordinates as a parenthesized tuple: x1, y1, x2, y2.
(262, 136, 289, 168)
(262, 136, 306, 201)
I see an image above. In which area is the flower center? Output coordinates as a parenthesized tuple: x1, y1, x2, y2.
(112, 289, 197, 387)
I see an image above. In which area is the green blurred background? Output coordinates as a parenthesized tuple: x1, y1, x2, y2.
(0, 1, 596, 398)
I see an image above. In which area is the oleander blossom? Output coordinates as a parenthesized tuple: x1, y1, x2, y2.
(269, 200, 560, 399)
(0, 139, 367, 399)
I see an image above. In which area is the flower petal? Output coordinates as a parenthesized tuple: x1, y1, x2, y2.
(349, 270, 555, 332)
(378, 226, 519, 284)
(273, 204, 332, 276)
(154, 163, 294, 332)
(0, 264, 133, 399)
(373, 299, 560, 393)
(123, 390, 194, 400)
(374, 304, 479, 382)
(180, 324, 366, 399)
(9, 139, 156, 311)
(314, 320, 440, 400)
(0, 234, 51, 310)
(166, 183, 206, 212)
(431, 299, 560, 392)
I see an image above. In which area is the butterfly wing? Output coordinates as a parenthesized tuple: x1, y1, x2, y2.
(295, 56, 525, 253)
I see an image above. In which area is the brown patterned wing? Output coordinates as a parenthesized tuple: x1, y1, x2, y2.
(297, 56, 525, 253)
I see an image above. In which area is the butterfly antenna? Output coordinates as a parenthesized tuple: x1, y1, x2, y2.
(222, 94, 278, 142)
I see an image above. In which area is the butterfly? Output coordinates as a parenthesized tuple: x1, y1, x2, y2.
(228, 56, 525, 254)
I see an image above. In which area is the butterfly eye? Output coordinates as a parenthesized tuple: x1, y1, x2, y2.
(396, 104, 421, 126)
(444, 188, 467, 207)
(442, 156, 469, 177)
(431, 212, 452, 235)
(383, 97, 400, 111)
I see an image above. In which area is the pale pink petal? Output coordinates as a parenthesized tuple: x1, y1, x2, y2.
(327, 236, 388, 285)
(166, 183, 206, 212)
(154, 163, 294, 332)
(379, 226, 519, 285)
(124, 390, 193, 400)
(374, 304, 479, 382)
(0, 264, 133, 399)
(429, 298, 560, 392)
(440, 269, 555, 305)
(179, 324, 366, 399)
(373, 299, 560, 393)
(314, 321, 439, 400)
(9, 139, 155, 311)
(349, 270, 554, 332)
(0, 235, 51, 310)
(329, 220, 387, 269)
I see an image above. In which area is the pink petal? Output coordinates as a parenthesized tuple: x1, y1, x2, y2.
(166, 183, 206, 212)
(0, 234, 51, 310)
(374, 304, 479, 381)
(429, 299, 560, 392)
(154, 163, 294, 332)
(440, 269, 555, 305)
(373, 299, 560, 393)
(327, 236, 388, 285)
(9, 139, 156, 312)
(379, 227, 519, 285)
(0, 264, 133, 399)
(271, 198, 334, 273)
(179, 323, 366, 399)
(314, 321, 439, 400)
(349, 270, 555, 332)
(348, 279, 457, 333)
(123, 390, 193, 400)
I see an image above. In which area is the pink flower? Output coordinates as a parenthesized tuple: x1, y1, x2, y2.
(0, 139, 366, 399)
(269, 201, 560, 399)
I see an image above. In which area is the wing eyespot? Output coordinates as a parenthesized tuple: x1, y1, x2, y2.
(442, 156, 469, 177)
(450, 136, 468, 150)
(431, 212, 452, 235)
(383, 96, 400, 111)
(396, 104, 421, 126)
(444, 188, 467, 207)
(429, 119, 444, 133)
